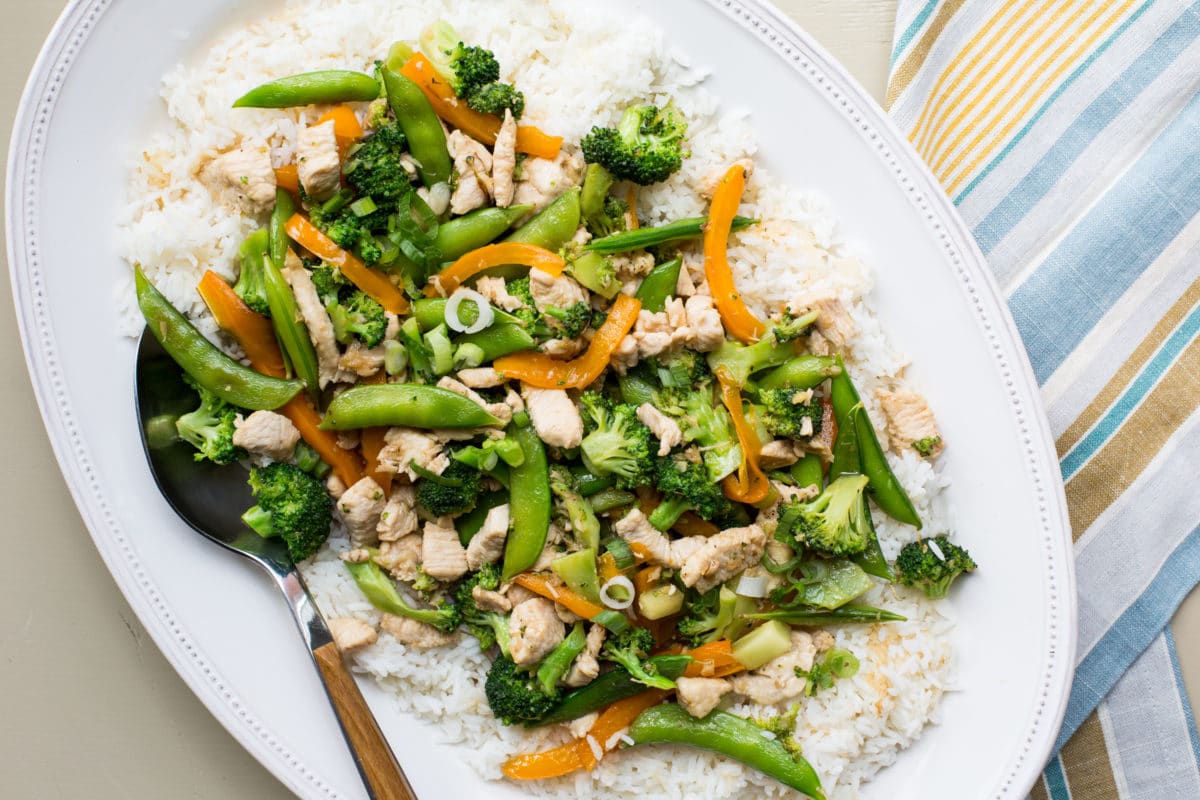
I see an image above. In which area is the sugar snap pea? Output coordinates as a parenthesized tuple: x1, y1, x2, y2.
(381, 67, 451, 187)
(533, 655, 693, 727)
(501, 412, 551, 580)
(455, 323, 536, 362)
(746, 605, 907, 625)
(412, 297, 522, 331)
(585, 215, 758, 254)
(634, 257, 681, 313)
(505, 187, 582, 251)
(261, 249, 320, 401)
(233, 70, 380, 108)
(627, 704, 826, 799)
(134, 266, 301, 410)
(319, 384, 503, 430)
(437, 205, 533, 261)
(268, 189, 296, 272)
(757, 355, 842, 391)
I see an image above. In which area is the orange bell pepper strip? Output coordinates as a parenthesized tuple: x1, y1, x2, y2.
(400, 53, 563, 159)
(274, 163, 299, 193)
(424, 242, 565, 298)
(316, 105, 364, 142)
(682, 639, 747, 678)
(494, 294, 641, 389)
(513, 573, 608, 621)
(195, 271, 364, 488)
(284, 214, 409, 315)
(357, 375, 392, 495)
(716, 366, 770, 504)
(625, 185, 639, 230)
(674, 512, 720, 537)
(502, 739, 596, 781)
(588, 688, 669, 752)
(704, 163, 766, 344)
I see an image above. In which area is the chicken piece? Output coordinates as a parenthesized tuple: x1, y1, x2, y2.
(282, 257, 351, 388)
(684, 295, 725, 352)
(199, 145, 276, 213)
(877, 389, 942, 457)
(680, 524, 767, 593)
(532, 542, 561, 573)
(729, 631, 815, 705)
(508, 597, 566, 666)
(339, 341, 386, 378)
(504, 388, 525, 413)
(632, 298, 691, 359)
(676, 677, 732, 718)
(520, 384, 583, 449)
(637, 403, 683, 457)
(376, 427, 448, 481)
(340, 548, 372, 564)
(491, 109, 518, 207)
(808, 401, 836, 460)
(612, 509, 705, 569)
(375, 534, 422, 582)
(325, 474, 347, 500)
(564, 624, 607, 687)
(436, 376, 512, 426)
(475, 276, 526, 312)
(675, 261, 697, 297)
(540, 337, 586, 359)
(529, 268, 589, 315)
(813, 630, 836, 653)
(421, 518, 469, 581)
(457, 367, 506, 388)
(610, 334, 639, 375)
(466, 504, 510, 570)
(336, 430, 360, 451)
(380, 614, 457, 649)
(514, 148, 586, 212)
(790, 291, 855, 352)
(472, 585, 512, 613)
(377, 485, 419, 542)
(611, 251, 655, 279)
(448, 130, 493, 215)
(328, 617, 377, 652)
(231, 410, 300, 462)
(503, 583, 539, 606)
(337, 477, 387, 548)
(297, 120, 342, 201)
(759, 439, 801, 470)
(700, 158, 755, 200)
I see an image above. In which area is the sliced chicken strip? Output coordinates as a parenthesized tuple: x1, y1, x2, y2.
(328, 617, 377, 652)
(508, 597, 566, 666)
(296, 120, 341, 201)
(520, 384, 583, 449)
(232, 410, 300, 462)
(337, 477, 387, 548)
(282, 256, 351, 388)
(491, 109, 518, 207)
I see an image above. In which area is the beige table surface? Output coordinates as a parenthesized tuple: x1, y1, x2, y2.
(3, 1, 1199, 797)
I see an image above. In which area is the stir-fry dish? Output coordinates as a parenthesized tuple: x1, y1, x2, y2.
(129, 9, 977, 799)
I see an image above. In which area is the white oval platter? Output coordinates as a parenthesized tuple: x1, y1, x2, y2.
(6, 0, 1075, 797)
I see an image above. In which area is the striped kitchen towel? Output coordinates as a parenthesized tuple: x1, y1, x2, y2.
(887, 1, 1200, 797)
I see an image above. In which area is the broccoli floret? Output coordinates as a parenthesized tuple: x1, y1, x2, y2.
(580, 163, 628, 238)
(328, 289, 388, 347)
(650, 349, 712, 389)
(484, 655, 559, 725)
(343, 121, 411, 204)
(504, 277, 553, 341)
(543, 301, 593, 339)
(415, 458, 483, 517)
(649, 455, 734, 531)
(578, 392, 656, 488)
(676, 586, 737, 647)
(309, 265, 347, 305)
(753, 706, 804, 758)
(466, 81, 525, 118)
(600, 627, 676, 690)
(771, 308, 819, 344)
(706, 336, 796, 388)
(656, 384, 742, 483)
(455, 564, 511, 654)
(776, 474, 872, 558)
(175, 375, 246, 466)
(756, 388, 823, 440)
(896, 536, 977, 599)
(243, 462, 332, 561)
(549, 465, 601, 550)
(912, 436, 942, 457)
(580, 103, 688, 185)
(421, 22, 522, 117)
(234, 230, 270, 315)
(344, 558, 460, 632)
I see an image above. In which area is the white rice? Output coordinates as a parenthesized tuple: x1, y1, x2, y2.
(118, 1, 960, 797)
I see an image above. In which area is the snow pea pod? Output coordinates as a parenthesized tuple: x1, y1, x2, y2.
(501, 412, 551, 580)
(505, 187, 582, 251)
(790, 454, 824, 492)
(757, 355, 842, 391)
(627, 705, 825, 799)
(825, 404, 892, 580)
(585, 215, 758, 254)
(233, 70, 381, 108)
(829, 357, 921, 528)
(320, 384, 503, 430)
(634, 257, 681, 313)
(380, 67, 451, 187)
(261, 250, 321, 402)
(455, 323, 536, 362)
(617, 371, 658, 407)
(533, 656, 693, 727)
(746, 605, 907, 625)
(134, 266, 301, 410)
(828, 403, 862, 481)
(268, 189, 296, 272)
(412, 298, 522, 331)
(437, 205, 533, 261)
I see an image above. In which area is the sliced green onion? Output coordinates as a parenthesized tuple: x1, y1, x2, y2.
(384, 340, 408, 376)
(424, 324, 454, 375)
(350, 196, 378, 217)
(605, 537, 635, 570)
(826, 649, 860, 679)
(453, 342, 486, 369)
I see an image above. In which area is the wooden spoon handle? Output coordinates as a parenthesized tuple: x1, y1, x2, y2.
(312, 642, 417, 800)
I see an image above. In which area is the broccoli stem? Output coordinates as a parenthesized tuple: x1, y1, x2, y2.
(242, 505, 275, 538)
(536, 623, 587, 695)
(648, 495, 691, 531)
